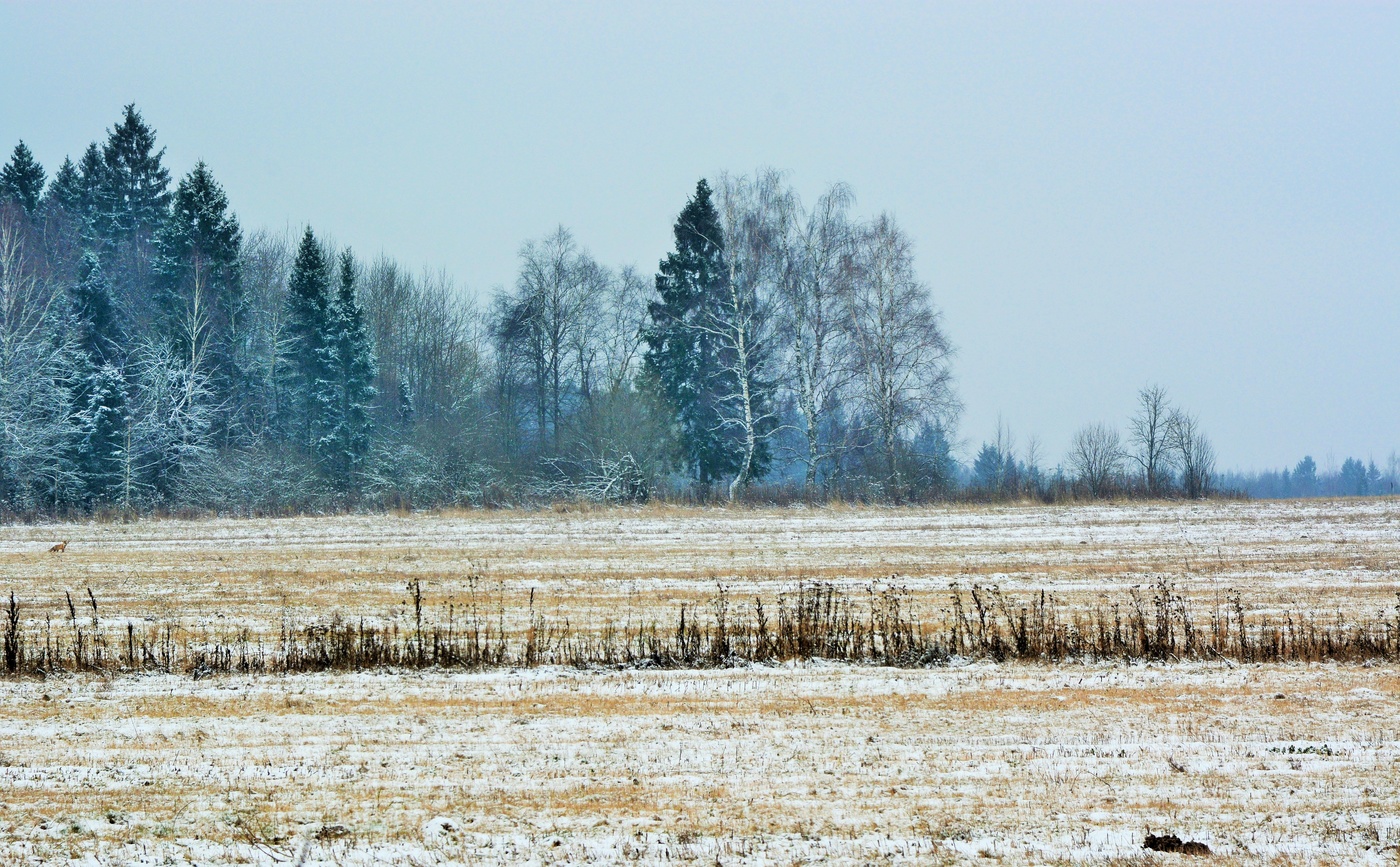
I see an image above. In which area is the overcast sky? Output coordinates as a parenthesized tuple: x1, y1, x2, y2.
(2, 1, 1396, 471)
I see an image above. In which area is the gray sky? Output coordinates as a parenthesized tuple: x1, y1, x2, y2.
(2, 1, 1396, 471)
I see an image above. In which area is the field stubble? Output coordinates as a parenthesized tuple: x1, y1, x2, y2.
(3, 498, 1400, 863)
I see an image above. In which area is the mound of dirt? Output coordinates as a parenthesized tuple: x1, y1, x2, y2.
(1144, 833, 1211, 856)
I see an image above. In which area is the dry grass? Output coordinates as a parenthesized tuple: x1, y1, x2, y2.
(0, 498, 1397, 642)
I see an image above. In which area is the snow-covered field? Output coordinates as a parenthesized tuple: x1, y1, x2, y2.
(4, 663, 1400, 864)
(2, 498, 1399, 641)
(3, 499, 1400, 863)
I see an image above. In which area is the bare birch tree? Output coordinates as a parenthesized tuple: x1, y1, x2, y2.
(238, 228, 294, 439)
(843, 213, 955, 495)
(514, 227, 592, 451)
(596, 265, 650, 394)
(775, 182, 856, 492)
(709, 171, 786, 500)
(0, 208, 78, 509)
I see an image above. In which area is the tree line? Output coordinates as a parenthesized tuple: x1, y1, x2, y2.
(20, 107, 1348, 514)
(0, 107, 963, 515)
(1219, 455, 1400, 499)
(964, 385, 1219, 501)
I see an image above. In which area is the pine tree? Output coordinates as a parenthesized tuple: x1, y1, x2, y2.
(0, 142, 46, 213)
(643, 179, 739, 485)
(153, 162, 244, 423)
(315, 250, 378, 500)
(282, 227, 333, 449)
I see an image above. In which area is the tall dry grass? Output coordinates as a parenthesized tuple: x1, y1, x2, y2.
(6, 577, 1400, 678)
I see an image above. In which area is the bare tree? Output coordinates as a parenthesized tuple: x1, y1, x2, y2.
(0, 207, 77, 509)
(237, 228, 294, 440)
(1024, 435, 1044, 493)
(775, 181, 856, 492)
(565, 256, 612, 404)
(363, 259, 482, 430)
(1129, 384, 1176, 496)
(708, 170, 787, 500)
(595, 265, 649, 394)
(843, 213, 955, 495)
(512, 227, 593, 451)
(1168, 410, 1215, 499)
(1068, 422, 1124, 498)
(123, 336, 218, 505)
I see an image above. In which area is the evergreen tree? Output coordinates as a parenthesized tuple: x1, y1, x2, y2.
(972, 442, 1011, 491)
(282, 227, 333, 448)
(153, 162, 244, 424)
(96, 105, 171, 245)
(75, 142, 106, 233)
(0, 141, 46, 213)
(69, 253, 125, 366)
(65, 255, 128, 505)
(78, 364, 129, 504)
(1293, 455, 1318, 496)
(643, 179, 740, 485)
(94, 105, 171, 325)
(315, 250, 378, 500)
(43, 157, 83, 215)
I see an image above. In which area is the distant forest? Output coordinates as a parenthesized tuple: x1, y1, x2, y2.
(0, 107, 1386, 516)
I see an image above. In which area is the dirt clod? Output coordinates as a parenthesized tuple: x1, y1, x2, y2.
(1144, 833, 1211, 856)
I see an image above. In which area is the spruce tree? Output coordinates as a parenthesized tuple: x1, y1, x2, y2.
(0, 141, 46, 213)
(153, 162, 244, 421)
(94, 105, 171, 326)
(78, 364, 129, 504)
(643, 179, 739, 485)
(96, 105, 171, 245)
(66, 255, 129, 505)
(43, 158, 83, 215)
(283, 227, 333, 449)
(76, 143, 106, 230)
(69, 253, 125, 365)
(315, 250, 378, 500)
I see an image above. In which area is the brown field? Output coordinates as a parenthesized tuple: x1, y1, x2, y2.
(3, 499, 1400, 863)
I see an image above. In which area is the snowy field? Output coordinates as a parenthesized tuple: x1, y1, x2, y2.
(2, 497, 1399, 643)
(3, 499, 1400, 863)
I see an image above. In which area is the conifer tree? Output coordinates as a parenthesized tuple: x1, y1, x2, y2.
(0, 141, 46, 213)
(65, 254, 129, 505)
(78, 364, 129, 504)
(96, 105, 171, 244)
(43, 158, 83, 214)
(643, 179, 739, 485)
(41, 158, 88, 252)
(69, 253, 125, 365)
(153, 162, 244, 424)
(94, 105, 171, 325)
(75, 143, 106, 231)
(282, 227, 333, 449)
(316, 249, 378, 500)
(38, 144, 109, 251)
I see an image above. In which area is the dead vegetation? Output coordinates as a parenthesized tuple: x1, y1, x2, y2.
(7, 577, 1400, 678)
